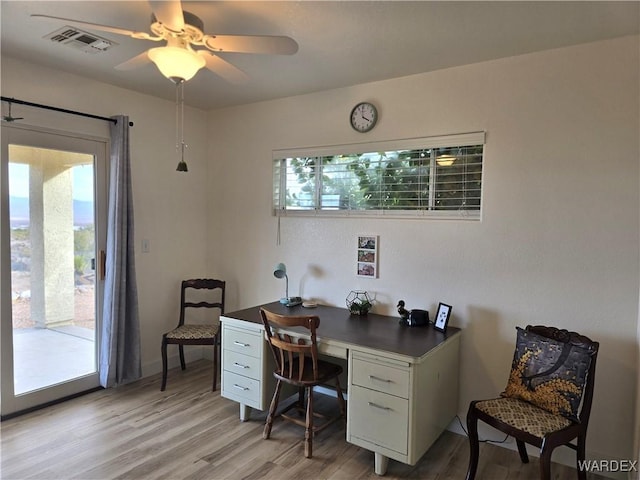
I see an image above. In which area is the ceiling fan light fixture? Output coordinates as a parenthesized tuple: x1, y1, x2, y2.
(148, 46, 205, 82)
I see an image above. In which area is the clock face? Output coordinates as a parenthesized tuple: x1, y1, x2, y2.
(350, 102, 378, 132)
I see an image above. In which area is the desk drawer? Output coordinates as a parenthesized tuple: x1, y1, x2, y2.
(224, 327, 262, 358)
(352, 355, 410, 399)
(222, 370, 261, 405)
(223, 349, 262, 381)
(348, 385, 408, 455)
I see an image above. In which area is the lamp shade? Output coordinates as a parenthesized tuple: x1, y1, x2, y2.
(148, 46, 205, 82)
(273, 263, 287, 279)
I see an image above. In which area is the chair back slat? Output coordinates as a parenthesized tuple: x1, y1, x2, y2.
(178, 279, 226, 327)
(260, 308, 320, 382)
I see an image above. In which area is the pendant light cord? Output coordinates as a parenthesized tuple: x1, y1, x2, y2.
(175, 81, 188, 172)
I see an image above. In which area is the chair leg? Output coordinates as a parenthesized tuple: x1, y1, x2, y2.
(465, 404, 480, 480)
(297, 387, 306, 412)
(212, 339, 218, 392)
(335, 377, 346, 426)
(576, 434, 587, 480)
(161, 338, 168, 391)
(178, 345, 186, 370)
(539, 445, 553, 480)
(305, 386, 314, 458)
(264, 380, 282, 440)
(516, 439, 529, 463)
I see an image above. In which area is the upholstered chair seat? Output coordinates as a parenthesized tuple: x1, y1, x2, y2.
(165, 324, 217, 340)
(474, 397, 572, 439)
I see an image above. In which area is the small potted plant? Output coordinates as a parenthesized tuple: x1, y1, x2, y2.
(346, 290, 373, 315)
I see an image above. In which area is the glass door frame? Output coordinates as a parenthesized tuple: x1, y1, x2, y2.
(1, 123, 108, 417)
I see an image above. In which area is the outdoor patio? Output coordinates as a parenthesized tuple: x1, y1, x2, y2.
(12, 326, 95, 395)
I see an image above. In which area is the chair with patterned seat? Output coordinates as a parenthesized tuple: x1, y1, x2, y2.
(161, 279, 225, 392)
(465, 325, 599, 480)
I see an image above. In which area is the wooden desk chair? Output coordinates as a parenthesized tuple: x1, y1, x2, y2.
(260, 308, 346, 458)
(465, 325, 599, 480)
(161, 279, 225, 392)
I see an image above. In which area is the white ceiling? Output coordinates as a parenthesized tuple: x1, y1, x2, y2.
(1, 1, 639, 110)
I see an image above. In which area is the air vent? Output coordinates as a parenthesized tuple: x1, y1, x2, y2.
(44, 26, 117, 54)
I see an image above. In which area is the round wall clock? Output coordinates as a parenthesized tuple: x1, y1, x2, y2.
(350, 102, 378, 133)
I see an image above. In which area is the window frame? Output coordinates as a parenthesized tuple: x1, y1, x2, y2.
(273, 131, 485, 220)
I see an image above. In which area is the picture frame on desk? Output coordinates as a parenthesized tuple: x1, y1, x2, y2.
(434, 303, 452, 332)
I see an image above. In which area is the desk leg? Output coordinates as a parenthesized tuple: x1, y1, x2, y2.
(374, 453, 389, 475)
(239, 403, 252, 422)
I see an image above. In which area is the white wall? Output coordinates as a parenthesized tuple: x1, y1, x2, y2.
(1, 56, 211, 373)
(2, 34, 638, 472)
(207, 35, 640, 467)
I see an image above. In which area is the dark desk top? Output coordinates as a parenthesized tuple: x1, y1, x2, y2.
(222, 301, 461, 359)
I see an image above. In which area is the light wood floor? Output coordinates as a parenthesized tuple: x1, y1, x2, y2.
(1, 360, 606, 480)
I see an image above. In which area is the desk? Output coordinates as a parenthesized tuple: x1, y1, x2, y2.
(220, 301, 461, 475)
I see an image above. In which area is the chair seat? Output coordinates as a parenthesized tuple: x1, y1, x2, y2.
(274, 358, 343, 386)
(165, 324, 218, 340)
(475, 397, 572, 439)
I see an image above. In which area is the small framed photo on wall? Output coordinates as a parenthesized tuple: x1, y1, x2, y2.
(357, 235, 378, 278)
(434, 303, 452, 332)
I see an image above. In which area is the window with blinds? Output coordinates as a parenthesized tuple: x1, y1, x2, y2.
(273, 131, 484, 219)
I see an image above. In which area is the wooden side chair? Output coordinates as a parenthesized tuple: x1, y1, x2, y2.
(259, 308, 346, 458)
(465, 325, 599, 480)
(161, 279, 225, 392)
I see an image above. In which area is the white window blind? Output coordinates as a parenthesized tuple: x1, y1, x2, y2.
(273, 131, 484, 219)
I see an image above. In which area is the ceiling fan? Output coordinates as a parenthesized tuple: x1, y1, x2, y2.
(32, 0, 299, 84)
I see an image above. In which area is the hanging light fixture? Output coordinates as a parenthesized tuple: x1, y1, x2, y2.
(436, 147, 462, 167)
(148, 41, 205, 84)
(436, 154, 455, 166)
(175, 80, 188, 172)
(147, 38, 203, 172)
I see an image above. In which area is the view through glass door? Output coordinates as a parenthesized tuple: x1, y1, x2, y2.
(1, 125, 106, 416)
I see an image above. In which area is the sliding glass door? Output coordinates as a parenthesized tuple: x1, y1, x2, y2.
(1, 124, 107, 416)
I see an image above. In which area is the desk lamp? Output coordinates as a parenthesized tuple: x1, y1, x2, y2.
(273, 263, 302, 307)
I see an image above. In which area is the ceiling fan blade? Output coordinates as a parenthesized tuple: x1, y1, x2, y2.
(149, 0, 185, 33)
(115, 51, 152, 71)
(203, 34, 298, 55)
(197, 51, 249, 84)
(31, 14, 151, 39)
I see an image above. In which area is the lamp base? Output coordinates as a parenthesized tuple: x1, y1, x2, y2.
(281, 296, 302, 307)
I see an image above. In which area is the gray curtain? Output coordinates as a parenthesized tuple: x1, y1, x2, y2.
(100, 115, 141, 387)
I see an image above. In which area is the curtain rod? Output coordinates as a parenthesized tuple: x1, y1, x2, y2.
(1, 96, 134, 126)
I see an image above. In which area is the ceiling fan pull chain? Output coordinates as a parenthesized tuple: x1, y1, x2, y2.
(175, 83, 180, 152)
(176, 81, 188, 172)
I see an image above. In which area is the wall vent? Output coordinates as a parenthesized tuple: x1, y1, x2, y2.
(44, 27, 117, 54)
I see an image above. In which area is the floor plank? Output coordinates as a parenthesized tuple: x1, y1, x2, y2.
(0, 360, 607, 480)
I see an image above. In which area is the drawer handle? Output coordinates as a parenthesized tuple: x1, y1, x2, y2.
(369, 375, 392, 383)
(233, 362, 250, 369)
(234, 341, 250, 347)
(368, 402, 392, 411)
(233, 384, 250, 391)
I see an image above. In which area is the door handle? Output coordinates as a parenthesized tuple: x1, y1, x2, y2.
(99, 250, 106, 280)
